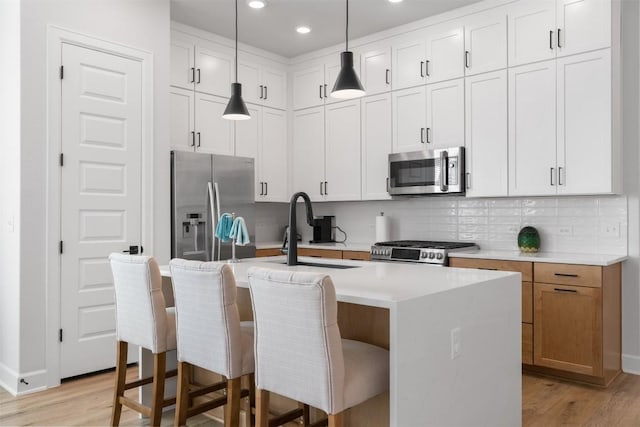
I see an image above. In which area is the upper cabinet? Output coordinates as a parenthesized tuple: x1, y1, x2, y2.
(508, 0, 557, 67)
(425, 78, 465, 149)
(239, 59, 287, 110)
(391, 32, 427, 90)
(194, 46, 233, 98)
(359, 44, 392, 96)
(292, 54, 351, 110)
(464, 9, 508, 76)
(425, 23, 465, 84)
(170, 39, 195, 90)
(362, 94, 392, 200)
(556, 0, 611, 57)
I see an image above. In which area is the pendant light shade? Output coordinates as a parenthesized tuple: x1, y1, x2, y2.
(331, 0, 365, 99)
(223, 0, 251, 120)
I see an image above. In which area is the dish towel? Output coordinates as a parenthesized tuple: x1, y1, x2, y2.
(215, 213, 234, 242)
(229, 216, 250, 246)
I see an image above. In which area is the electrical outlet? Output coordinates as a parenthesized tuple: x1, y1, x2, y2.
(558, 226, 572, 235)
(451, 327, 461, 360)
(600, 222, 620, 238)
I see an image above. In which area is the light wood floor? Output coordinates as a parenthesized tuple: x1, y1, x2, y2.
(2, 368, 640, 426)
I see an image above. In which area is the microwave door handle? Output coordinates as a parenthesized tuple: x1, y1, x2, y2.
(439, 151, 449, 192)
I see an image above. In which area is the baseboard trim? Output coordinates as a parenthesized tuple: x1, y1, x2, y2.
(622, 354, 640, 375)
(0, 362, 18, 395)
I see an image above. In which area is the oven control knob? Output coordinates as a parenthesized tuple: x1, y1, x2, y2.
(436, 253, 443, 260)
(428, 252, 435, 259)
(420, 252, 428, 259)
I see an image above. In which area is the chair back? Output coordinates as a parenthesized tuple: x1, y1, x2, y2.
(247, 267, 345, 414)
(169, 259, 245, 378)
(109, 253, 170, 353)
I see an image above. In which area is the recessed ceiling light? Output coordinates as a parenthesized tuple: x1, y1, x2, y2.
(388, 0, 403, 3)
(296, 26, 311, 34)
(247, 0, 266, 9)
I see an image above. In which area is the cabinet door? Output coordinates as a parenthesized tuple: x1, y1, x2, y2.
(392, 86, 427, 153)
(292, 64, 324, 110)
(170, 39, 195, 90)
(170, 87, 195, 152)
(391, 35, 426, 90)
(557, 49, 611, 195)
(425, 78, 464, 150)
(533, 282, 602, 376)
(238, 61, 262, 106)
(260, 108, 288, 202)
(465, 70, 508, 197)
(360, 46, 391, 95)
(425, 24, 465, 84)
(194, 93, 234, 155)
(557, 0, 611, 58)
(325, 100, 362, 201)
(362, 94, 392, 201)
(464, 9, 508, 76)
(195, 46, 233, 97)
(508, 0, 556, 67)
(292, 107, 325, 201)
(325, 55, 345, 105)
(261, 67, 287, 110)
(508, 60, 557, 196)
(235, 104, 261, 200)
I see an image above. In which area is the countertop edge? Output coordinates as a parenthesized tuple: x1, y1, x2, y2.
(448, 251, 628, 266)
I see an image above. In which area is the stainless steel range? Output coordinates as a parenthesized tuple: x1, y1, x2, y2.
(370, 240, 478, 266)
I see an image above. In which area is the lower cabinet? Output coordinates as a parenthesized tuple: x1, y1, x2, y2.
(255, 248, 371, 261)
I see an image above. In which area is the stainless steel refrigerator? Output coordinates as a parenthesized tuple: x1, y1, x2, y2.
(171, 151, 256, 261)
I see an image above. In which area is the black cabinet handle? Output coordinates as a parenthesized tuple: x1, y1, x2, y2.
(465, 51, 470, 68)
(558, 167, 564, 186)
(324, 84, 327, 98)
(479, 268, 498, 271)
(197, 68, 201, 84)
(466, 172, 471, 190)
(557, 28, 562, 48)
(319, 84, 323, 99)
(265, 85, 268, 100)
(420, 127, 425, 144)
(425, 60, 430, 77)
(420, 61, 425, 77)
(324, 181, 328, 195)
(549, 30, 554, 50)
(190, 131, 195, 147)
(554, 287, 577, 293)
(426, 127, 431, 144)
(385, 69, 390, 84)
(260, 182, 264, 196)
(264, 182, 268, 195)
(550, 167, 555, 186)
(554, 273, 578, 278)
(260, 85, 264, 99)
(197, 132, 201, 147)
(320, 182, 324, 196)
(122, 245, 139, 255)
(190, 67, 195, 83)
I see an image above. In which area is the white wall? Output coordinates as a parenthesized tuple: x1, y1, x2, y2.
(0, 0, 22, 394)
(12, 0, 170, 393)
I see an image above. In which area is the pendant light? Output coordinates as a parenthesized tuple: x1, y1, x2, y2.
(331, 0, 365, 99)
(223, 0, 251, 120)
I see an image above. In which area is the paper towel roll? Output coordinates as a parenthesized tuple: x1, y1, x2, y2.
(376, 213, 391, 243)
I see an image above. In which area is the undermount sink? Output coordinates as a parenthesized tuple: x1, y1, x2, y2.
(279, 261, 360, 270)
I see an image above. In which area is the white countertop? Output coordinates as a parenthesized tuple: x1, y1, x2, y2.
(256, 241, 373, 252)
(449, 249, 627, 266)
(160, 255, 517, 309)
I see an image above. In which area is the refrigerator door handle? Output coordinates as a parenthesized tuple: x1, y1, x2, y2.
(207, 181, 223, 261)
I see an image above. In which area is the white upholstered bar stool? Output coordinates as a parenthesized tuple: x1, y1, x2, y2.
(108, 253, 178, 427)
(169, 259, 256, 427)
(247, 267, 390, 427)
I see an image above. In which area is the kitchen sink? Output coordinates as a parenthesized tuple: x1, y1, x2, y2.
(279, 261, 360, 270)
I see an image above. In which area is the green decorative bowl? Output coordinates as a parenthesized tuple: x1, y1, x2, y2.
(518, 226, 540, 253)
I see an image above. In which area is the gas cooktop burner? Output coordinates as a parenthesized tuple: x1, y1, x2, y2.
(370, 240, 478, 265)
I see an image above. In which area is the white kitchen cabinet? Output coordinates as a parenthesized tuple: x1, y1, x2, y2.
(195, 45, 233, 98)
(392, 86, 427, 153)
(362, 93, 392, 200)
(171, 39, 195, 90)
(238, 61, 262, 106)
(556, 0, 611, 58)
(325, 100, 362, 201)
(239, 61, 287, 110)
(292, 107, 325, 201)
(194, 93, 235, 155)
(425, 78, 465, 149)
(170, 87, 195, 151)
(465, 70, 508, 197)
(360, 45, 392, 95)
(508, 0, 556, 67)
(235, 103, 260, 160)
(464, 9, 508, 76)
(292, 64, 325, 110)
(391, 33, 427, 90)
(425, 23, 465, 84)
(508, 60, 557, 196)
(557, 49, 611, 195)
(324, 55, 346, 105)
(260, 108, 288, 201)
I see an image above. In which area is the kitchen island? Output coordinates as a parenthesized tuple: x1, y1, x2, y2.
(151, 257, 522, 426)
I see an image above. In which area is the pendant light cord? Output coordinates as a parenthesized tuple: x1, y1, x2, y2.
(345, 0, 349, 52)
(235, 0, 238, 82)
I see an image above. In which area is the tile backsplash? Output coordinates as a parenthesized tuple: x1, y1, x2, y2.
(286, 195, 628, 255)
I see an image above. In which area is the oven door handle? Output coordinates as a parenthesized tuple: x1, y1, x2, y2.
(439, 150, 449, 192)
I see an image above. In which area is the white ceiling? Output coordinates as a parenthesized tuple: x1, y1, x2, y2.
(171, 0, 483, 58)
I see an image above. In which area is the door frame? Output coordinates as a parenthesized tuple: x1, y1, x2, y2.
(45, 26, 154, 388)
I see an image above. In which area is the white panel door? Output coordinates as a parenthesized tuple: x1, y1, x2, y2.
(362, 93, 392, 200)
(465, 70, 508, 197)
(195, 46, 233, 97)
(391, 35, 427, 90)
(238, 61, 262, 106)
(292, 64, 324, 110)
(325, 55, 344, 105)
(360, 46, 392, 95)
(260, 108, 288, 202)
(261, 66, 287, 110)
(425, 78, 465, 150)
(508, 0, 556, 67)
(464, 9, 508, 76)
(508, 60, 557, 196)
(392, 86, 427, 153)
(235, 103, 261, 200)
(60, 43, 142, 377)
(425, 24, 465, 84)
(170, 87, 195, 152)
(195, 93, 235, 155)
(557, 49, 611, 195)
(170, 39, 194, 90)
(292, 107, 325, 201)
(325, 100, 362, 201)
(557, 0, 611, 58)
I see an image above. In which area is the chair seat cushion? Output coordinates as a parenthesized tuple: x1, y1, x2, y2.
(341, 339, 389, 412)
(165, 307, 177, 351)
(239, 321, 255, 377)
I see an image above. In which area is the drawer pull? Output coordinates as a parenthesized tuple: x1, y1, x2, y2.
(554, 273, 578, 278)
(479, 268, 498, 271)
(554, 288, 577, 293)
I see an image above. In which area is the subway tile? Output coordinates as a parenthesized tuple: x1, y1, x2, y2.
(459, 208, 489, 217)
(458, 199, 489, 208)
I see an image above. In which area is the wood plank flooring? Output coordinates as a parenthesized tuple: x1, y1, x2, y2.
(2, 368, 640, 426)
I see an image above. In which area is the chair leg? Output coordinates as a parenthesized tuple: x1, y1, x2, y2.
(248, 373, 256, 427)
(226, 377, 242, 427)
(328, 412, 343, 427)
(174, 361, 191, 427)
(255, 388, 270, 427)
(299, 403, 310, 426)
(149, 352, 166, 427)
(110, 341, 128, 426)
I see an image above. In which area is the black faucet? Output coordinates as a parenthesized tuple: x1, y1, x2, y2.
(284, 192, 316, 266)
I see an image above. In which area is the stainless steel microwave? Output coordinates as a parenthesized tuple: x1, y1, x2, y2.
(388, 147, 465, 196)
